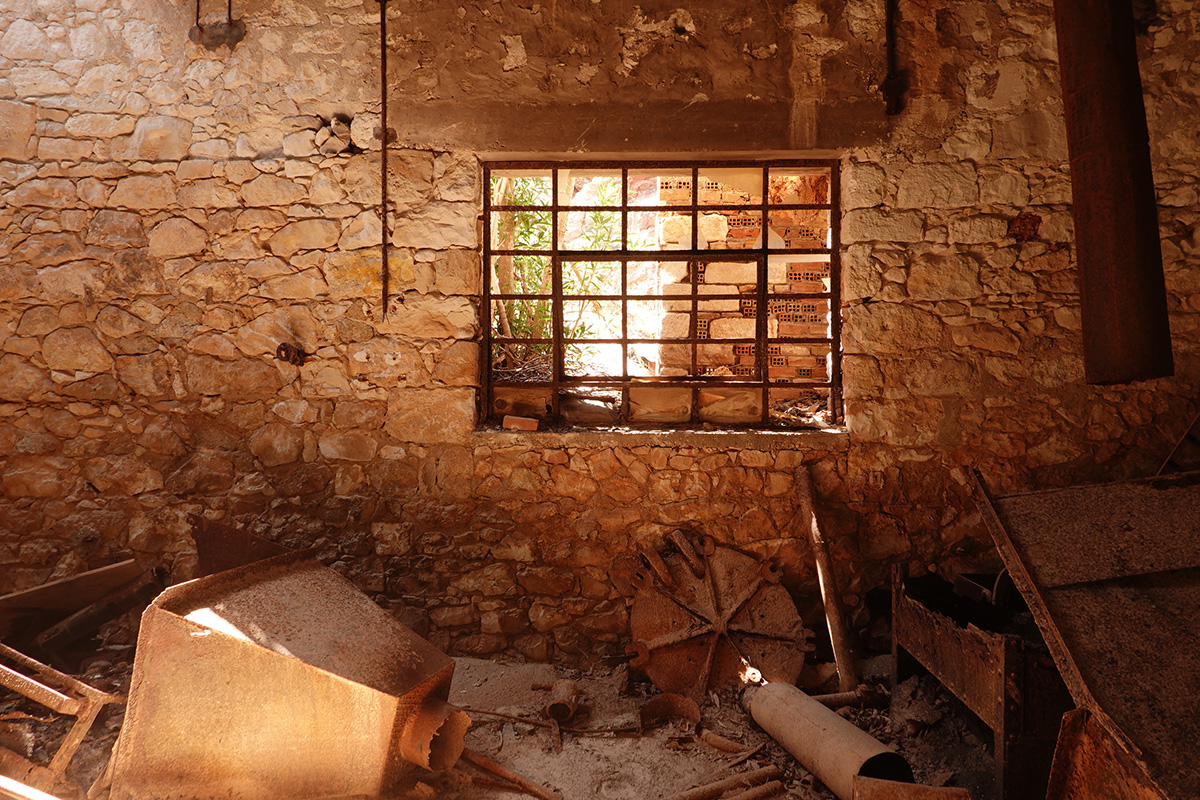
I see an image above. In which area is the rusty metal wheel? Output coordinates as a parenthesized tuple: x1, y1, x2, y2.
(627, 530, 813, 700)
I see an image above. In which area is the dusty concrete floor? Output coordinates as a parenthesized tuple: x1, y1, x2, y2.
(420, 658, 994, 800)
(1, 644, 993, 800)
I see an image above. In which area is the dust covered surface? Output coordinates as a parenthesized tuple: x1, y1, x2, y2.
(3, 652, 993, 800)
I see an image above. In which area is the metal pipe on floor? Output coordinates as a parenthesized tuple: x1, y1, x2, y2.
(743, 682, 912, 800)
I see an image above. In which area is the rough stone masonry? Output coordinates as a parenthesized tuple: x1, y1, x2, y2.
(1, 0, 1198, 664)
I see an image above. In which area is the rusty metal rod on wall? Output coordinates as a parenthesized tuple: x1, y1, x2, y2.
(1052, 0, 1173, 384)
(377, 0, 390, 319)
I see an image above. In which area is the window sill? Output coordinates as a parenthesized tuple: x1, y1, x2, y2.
(472, 425, 849, 451)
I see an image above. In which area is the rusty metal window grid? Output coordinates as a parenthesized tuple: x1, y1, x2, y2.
(483, 160, 842, 429)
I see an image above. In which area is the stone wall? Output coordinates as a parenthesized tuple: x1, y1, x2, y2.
(1, 0, 1198, 664)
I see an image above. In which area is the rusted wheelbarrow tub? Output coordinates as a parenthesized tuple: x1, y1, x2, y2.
(108, 551, 469, 800)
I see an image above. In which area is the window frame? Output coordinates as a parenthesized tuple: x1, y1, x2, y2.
(481, 159, 842, 429)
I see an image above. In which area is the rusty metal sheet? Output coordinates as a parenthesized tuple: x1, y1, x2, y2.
(109, 551, 469, 800)
(853, 776, 970, 799)
(974, 471, 1200, 800)
(1044, 710, 1166, 800)
(891, 576, 1007, 731)
(190, 515, 291, 577)
(628, 534, 811, 700)
(984, 472, 1200, 588)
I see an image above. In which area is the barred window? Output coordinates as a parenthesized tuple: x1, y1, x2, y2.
(483, 161, 841, 429)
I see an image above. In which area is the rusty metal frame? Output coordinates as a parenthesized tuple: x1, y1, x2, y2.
(0, 643, 123, 794)
(891, 567, 1072, 800)
(970, 469, 1197, 799)
(482, 159, 842, 429)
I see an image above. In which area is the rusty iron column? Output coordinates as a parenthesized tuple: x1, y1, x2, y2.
(1053, 0, 1173, 384)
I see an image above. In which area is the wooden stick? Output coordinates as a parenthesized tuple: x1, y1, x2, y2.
(460, 749, 562, 800)
(659, 764, 782, 800)
(797, 466, 859, 692)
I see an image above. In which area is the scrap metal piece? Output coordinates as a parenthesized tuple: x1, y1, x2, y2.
(33, 570, 163, 658)
(0, 561, 142, 641)
(543, 680, 579, 723)
(853, 776, 971, 799)
(190, 515, 291, 577)
(0, 644, 123, 794)
(891, 567, 1072, 800)
(973, 470, 1199, 799)
(660, 765, 782, 800)
(628, 533, 812, 700)
(1043, 709, 1163, 800)
(743, 682, 912, 800)
(108, 551, 470, 800)
(797, 466, 859, 692)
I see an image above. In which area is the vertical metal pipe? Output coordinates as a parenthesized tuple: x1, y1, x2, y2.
(1053, 0, 1173, 384)
(378, 0, 390, 319)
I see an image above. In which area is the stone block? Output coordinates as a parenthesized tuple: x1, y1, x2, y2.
(177, 179, 239, 209)
(128, 115, 193, 161)
(185, 355, 283, 398)
(85, 210, 147, 248)
(704, 261, 756, 284)
(392, 201, 477, 249)
(2, 457, 71, 498)
(6, 178, 78, 208)
(338, 210, 382, 250)
(841, 209, 924, 243)
(318, 431, 379, 461)
(906, 250, 982, 301)
(842, 303, 943, 354)
(0, 354, 51, 401)
(895, 163, 979, 209)
(148, 218, 207, 259)
(259, 269, 329, 300)
(37, 138, 94, 162)
(179, 262, 250, 302)
(991, 109, 1068, 161)
(115, 353, 171, 397)
(528, 603, 571, 633)
(64, 113, 135, 138)
(841, 161, 886, 209)
(42, 327, 113, 373)
(109, 175, 176, 210)
(385, 388, 475, 444)
(947, 215, 1009, 244)
(0, 100, 36, 160)
(240, 173, 306, 206)
(0, 19, 50, 60)
(267, 218, 340, 257)
(480, 609, 527, 635)
(949, 324, 1020, 354)
(517, 566, 575, 595)
(248, 422, 303, 466)
(452, 562, 515, 596)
